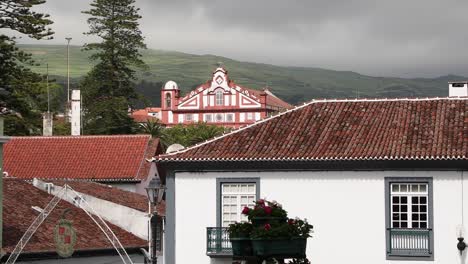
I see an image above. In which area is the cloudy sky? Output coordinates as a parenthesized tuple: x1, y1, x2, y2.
(10, 0, 468, 78)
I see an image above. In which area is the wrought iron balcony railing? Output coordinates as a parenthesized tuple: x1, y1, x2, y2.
(206, 227, 232, 256)
(387, 228, 432, 257)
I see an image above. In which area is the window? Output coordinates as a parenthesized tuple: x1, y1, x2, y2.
(165, 93, 171, 108)
(185, 114, 193, 122)
(247, 112, 253, 120)
(216, 90, 224, 105)
(204, 114, 212, 122)
(215, 113, 223, 122)
(385, 178, 433, 260)
(226, 114, 234, 122)
(217, 178, 259, 227)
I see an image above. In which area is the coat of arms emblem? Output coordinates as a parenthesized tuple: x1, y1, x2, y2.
(54, 218, 77, 258)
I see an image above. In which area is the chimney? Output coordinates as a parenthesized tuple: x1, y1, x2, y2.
(71, 90, 81, 136)
(42, 112, 53, 136)
(449, 81, 468, 97)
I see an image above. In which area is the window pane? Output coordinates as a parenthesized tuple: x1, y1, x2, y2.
(401, 197, 407, 204)
(392, 196, 399, 203)
(401, 185, 407, 192)
(401, 222, 408, 228)
(393, 222, 400, 228)
(393, 213, 399, 220)
(420, 205, 427, 212)
(412, 205, 419, 212)
(401, 205, 407, 212)
(392, 184, 399, 192)
(420, 214, 427, 221)
(419, 184, 427, 192)
(420, 197, 427, 204)
(393, 205, 399, 212)
(420, 222, 427, 228)
(412, 197, 419, 204)
(401, 214, 408, 221)
(412, 214, 419, 221)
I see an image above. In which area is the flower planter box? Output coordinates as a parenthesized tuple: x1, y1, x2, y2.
(252, 237, 307, 258)
(251, 217, 287, 227)
(230, 237, 253, 256)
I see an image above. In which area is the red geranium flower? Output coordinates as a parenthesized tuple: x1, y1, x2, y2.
(264, 206, 272, 215)
(257, 199, 265, 205)
(242, 206, 250, 215)
(264, 223, 271, 231)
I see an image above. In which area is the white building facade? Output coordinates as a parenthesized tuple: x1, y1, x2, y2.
(156, 98, 468, 264)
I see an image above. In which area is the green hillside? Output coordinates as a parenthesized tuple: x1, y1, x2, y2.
(20, 44, 466, 106)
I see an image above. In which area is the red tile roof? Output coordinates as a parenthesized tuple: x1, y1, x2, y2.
(48, 180, 165, 216)
(2, 179, 146, 254)
(157, 98, 468, 162)
(4, 135, 161, 181)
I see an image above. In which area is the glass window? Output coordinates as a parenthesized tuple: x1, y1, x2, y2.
(226, 114, 234, 122)
(386, 179, 433, 259)
(204, 114, 212, 122)
(221, 183, 256, 227)
(216, 90, 224, 105)
(185, 114, 193, 122)
(165, 93, 171, 108)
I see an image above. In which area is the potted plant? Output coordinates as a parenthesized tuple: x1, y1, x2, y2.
(250, 218, 313, 258)
(242, 199, 288, 226)
(228, 222, 253, 256)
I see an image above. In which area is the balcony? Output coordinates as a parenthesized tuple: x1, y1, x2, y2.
(206, 227, 232, 257)
(387, 228, 433, 258)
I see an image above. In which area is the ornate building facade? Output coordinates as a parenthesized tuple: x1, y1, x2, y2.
(159, 67, 292, 128)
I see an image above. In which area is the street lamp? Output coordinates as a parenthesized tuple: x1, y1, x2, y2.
(145, 177, 166, 264)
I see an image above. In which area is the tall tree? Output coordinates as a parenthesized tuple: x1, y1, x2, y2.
(0, 0, 54, 135)
(81, 0, 146, 134)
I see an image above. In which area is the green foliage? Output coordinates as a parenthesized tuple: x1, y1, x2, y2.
(228, 222, 253, 238)
(250, 218, 313, 239)
(81, 0, 146, 134)
(288, 258, 311, 264)
(160, 122, 226, 147)
(0, 36, 62, 136)
(53, 120, 71, 136)
(139, 119, 164, 138)
(83, 96, 138, 135)
(0, 0, 54, 40)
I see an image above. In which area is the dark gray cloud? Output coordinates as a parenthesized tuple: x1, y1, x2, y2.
(5, 0, 468, 77)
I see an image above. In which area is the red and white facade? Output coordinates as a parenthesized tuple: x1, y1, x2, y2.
(160, 67, 292, 128)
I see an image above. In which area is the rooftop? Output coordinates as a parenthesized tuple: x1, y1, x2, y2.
(2, 179, 146, 255)
(157, 97, 468, 162)
(4, 135, 161, 181)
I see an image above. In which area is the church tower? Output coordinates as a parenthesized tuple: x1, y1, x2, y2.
(161, 81, 180, 124)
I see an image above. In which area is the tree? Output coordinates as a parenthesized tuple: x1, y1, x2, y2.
(0, 0, 54, 39)
(81, 0, 147, 134)
(139, 119, 164, 138)
(0, 0, 55, 135)
(161, 122, 226, 148)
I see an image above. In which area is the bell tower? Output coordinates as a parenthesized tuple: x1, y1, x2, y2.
(161, 81, 180, 125)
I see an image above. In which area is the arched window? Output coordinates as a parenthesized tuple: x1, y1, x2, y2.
(165, 93, 171, 108)
(216, 90, 224, 105)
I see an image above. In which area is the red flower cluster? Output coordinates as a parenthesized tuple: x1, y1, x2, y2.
(264, 223, 271, 231)
(242, 206, 250, 215)
(264, 206, 272, 215)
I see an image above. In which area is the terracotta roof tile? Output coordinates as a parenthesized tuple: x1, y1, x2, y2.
(4, 135, 162, 181)
(46, 180, 165, 216)
(2, 179, 146, 254)
(158, 98, 468, 161)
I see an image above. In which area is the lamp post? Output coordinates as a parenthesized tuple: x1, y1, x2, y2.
(65, 37, 72, 105)
(145, 177, 166, 264)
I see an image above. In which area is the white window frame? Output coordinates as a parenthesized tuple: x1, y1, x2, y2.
(216, 178, 260, 228)
(226, 113, 234, 122)
(204, 114, 212, 122)
(390, 183, 429, 229)
(215, 90, 224, 106)
(185, 114, 193, 122)
(247, 112, 253, 120)
(221, 183, 256, 227)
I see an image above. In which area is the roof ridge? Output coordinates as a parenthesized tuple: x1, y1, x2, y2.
(157, 96, 468, 159)
(11, 134, 152, 139)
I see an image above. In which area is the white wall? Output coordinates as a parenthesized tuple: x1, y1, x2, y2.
(174, 170, 468, 264)
(33, 179, 149, 240)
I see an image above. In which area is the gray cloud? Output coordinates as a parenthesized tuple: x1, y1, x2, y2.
(5, 0, 468, 77)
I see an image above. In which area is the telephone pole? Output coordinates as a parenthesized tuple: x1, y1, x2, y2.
(65, 37, 72, 104)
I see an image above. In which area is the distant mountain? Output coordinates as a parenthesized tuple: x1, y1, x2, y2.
(19, 44, 467, 106)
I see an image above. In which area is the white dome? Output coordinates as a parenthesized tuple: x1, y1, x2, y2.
(164, 80, 178, 90)
(166, 143, 185, 153)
